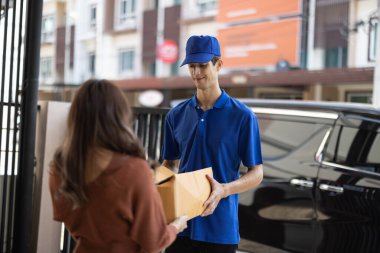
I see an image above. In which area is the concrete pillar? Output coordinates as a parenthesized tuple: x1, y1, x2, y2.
(314, 83, 323, 101)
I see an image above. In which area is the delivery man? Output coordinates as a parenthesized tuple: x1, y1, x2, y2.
(161, 35, 264, 253)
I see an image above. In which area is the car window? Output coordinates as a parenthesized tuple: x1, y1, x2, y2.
(257, 115, 331, 160)
(367, 134, 380, 164)
(324, 117, 380, 173)
(325, 127, 357, 163)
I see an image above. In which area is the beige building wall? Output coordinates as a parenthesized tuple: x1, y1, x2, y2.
(42, 1, 57, 15)
(337, 83, 373, 101)
(253, 86, 304, 99)
(112, 33, 141, 78)
(56, 2, 66, 27)
(40, 44, 55, 56)
(322, 85, 339, 101)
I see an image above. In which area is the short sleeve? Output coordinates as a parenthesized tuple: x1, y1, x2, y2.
(238, 111, 263, 167)
(162, 112, 180, 160)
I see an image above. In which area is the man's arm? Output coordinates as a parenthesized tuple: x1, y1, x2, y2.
(202, 164, 263, 216)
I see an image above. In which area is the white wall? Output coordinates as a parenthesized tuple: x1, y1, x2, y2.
(69, 0, 144, 82)
(181, 0, 217, 20)
(112, 33, 141, 78)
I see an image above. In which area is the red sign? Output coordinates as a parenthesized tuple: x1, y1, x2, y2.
(157, 40, 178, 64)
(218, 18, 301, 68)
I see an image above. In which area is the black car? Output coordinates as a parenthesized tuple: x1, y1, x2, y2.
(237, 100, 380, 253)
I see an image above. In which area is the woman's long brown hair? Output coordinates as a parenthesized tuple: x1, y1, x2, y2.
(53, 79, 145, 207)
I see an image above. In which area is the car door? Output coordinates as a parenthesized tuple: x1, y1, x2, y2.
(316, 115, 380, 253)
(238, 109, 336, 253)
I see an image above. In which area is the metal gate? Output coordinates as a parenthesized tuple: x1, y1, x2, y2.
(133, 107, 169, 162)
(1, 0, 43, 252)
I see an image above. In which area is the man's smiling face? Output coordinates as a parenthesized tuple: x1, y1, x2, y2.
(188, 60, 220, 90)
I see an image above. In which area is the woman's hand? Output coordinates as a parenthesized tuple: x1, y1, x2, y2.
(170, 215, 188, 233)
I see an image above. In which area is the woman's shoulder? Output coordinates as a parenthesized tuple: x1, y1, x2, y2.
(116, 155, 150, 170)
(110, 154, 153, 184)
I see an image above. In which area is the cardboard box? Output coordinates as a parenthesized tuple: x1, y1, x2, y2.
(155, 166, 213, 223)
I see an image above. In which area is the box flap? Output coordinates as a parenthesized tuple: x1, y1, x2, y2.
(155, 166, 175, 184)
(174, 167, 213, 220)
(156, 180, 175, 223)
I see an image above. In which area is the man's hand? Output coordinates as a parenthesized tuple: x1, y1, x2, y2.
(201, 175, 226, 216)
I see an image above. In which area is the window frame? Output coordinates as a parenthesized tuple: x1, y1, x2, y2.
(41, 15, 55, 43)
(368, 17, 378, 62)
(118, 48, 135, 74)
(117, 0, 136, 27)
(40, 57, 53, 80)
(346, 91, 373, 104)
(196, 0, 217, 14)
(89, 4, 97, 31)
(324, 47, 347, 68)
(88, 52, 96, 76)
(322, 116, 380, 177)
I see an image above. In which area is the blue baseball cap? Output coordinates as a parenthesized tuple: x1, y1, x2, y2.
(180, 35, 221, 67)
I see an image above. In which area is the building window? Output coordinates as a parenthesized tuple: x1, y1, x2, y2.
(150, 62, 156, 76)
(40, 57, 52, 80)
(89, 4, 97, 30)
(41, 15, 54, 43)
(346, 91, 372, 104)
(368, 17, 378, 62)
(170, 61, 179, 76)
(118, 0, 136, 26)
(325, 47, 347, 68)
(88, 52, 96, 75)
(119, 49, 135, 73)
(197, 0, 217, 14)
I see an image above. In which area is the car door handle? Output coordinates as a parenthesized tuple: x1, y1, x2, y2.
(319, 184, 344, 193)
(290, 178, 314, 188)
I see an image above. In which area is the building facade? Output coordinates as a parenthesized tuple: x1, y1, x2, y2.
(38, 0, 378, 105)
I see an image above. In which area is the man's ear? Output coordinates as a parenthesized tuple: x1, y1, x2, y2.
(217, 59, 223, 71)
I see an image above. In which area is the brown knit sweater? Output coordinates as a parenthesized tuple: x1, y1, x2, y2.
(49, 154, 177, 253)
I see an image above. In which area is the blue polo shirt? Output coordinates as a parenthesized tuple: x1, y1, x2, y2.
(162, 90, 262, 244)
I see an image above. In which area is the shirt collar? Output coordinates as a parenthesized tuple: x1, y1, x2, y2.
(189, 89, 229, 109)
(213, 89, 229, 108)
(189, 93, 198, 107)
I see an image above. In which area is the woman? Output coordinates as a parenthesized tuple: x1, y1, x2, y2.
(49, 79, 187, 253)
